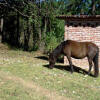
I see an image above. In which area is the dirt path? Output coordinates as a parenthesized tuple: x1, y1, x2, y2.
(0, 71, 71, 100)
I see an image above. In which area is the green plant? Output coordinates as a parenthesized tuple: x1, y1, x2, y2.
(45, 32, 58, 52)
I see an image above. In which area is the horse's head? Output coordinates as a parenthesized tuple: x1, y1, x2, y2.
(49, 53, 55, 69)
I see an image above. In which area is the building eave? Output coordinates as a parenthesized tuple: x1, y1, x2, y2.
(56, 15, 100, 21)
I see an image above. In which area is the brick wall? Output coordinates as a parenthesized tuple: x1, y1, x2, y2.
(64, 21, 100, 69)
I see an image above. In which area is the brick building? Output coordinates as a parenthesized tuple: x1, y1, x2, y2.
(57, 15, 100, 68)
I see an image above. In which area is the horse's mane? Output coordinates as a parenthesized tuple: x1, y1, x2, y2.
(52, 41, 66, 57)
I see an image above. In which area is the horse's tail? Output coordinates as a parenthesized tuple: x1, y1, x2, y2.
(93, 48, 99, 77)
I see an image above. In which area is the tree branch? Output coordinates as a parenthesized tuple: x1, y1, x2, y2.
(11, 6, 29, 18)
(1, 0, 29, 18)
(0, 2, 7, 6)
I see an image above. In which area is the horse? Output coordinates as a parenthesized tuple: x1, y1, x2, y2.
(49, 40, 99, 77)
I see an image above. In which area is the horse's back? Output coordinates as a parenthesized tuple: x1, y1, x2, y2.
(63, 40, 98, 59)
(64, 40, 98, 50)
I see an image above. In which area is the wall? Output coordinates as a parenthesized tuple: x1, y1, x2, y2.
(64, 20, 100, 69)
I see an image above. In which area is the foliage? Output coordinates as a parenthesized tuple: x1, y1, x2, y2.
(46, 32, 58, 52)
(45, 19, 64, 52)
(0, 0, 100, 51)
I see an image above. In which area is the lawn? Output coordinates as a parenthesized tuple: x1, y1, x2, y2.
(0, 43, 100, 100)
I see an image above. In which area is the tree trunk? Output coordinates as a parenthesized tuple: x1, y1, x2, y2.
(1, 18, 4, 32)
(24, 19, 30, 51)
(39, 17, 47, 51)
(1, 17, 4, 43)
(92, 0, 95, 15)
(16, 12, 20, 47)
(43, 17, 47, 40)
(38, 25, 42, 50)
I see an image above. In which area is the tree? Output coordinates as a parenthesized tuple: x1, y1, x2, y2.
(1, 0, 100, 51)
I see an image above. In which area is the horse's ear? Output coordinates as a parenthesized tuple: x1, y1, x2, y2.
(48, 48, 53, 56)
(47, 51, 51, 56)
(48, 52, 50, 56)
(47, 50, 52, 56)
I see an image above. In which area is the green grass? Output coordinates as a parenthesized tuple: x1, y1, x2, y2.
(0, 44, 100, 100)
(0, 77, 47, 100)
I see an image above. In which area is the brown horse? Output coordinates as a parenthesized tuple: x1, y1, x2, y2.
(49, 40, 99, 77)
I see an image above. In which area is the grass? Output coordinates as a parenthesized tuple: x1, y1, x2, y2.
(0, 44, 100, 100)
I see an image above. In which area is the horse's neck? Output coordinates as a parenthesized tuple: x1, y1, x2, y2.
(53, 46, 62, 59)
(53, 51, 59, 58)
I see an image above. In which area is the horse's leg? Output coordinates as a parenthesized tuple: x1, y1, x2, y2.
(66, 55, 74, 73)
(87, 57, 93, 75)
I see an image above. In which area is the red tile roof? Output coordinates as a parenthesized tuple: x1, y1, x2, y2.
(56, 15, 100, 21)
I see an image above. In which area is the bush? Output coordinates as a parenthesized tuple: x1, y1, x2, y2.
(45, 32, 58, 52)
(45, 19, 64, 52)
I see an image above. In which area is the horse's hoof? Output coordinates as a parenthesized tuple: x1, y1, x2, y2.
(71, 69, 74, 74)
